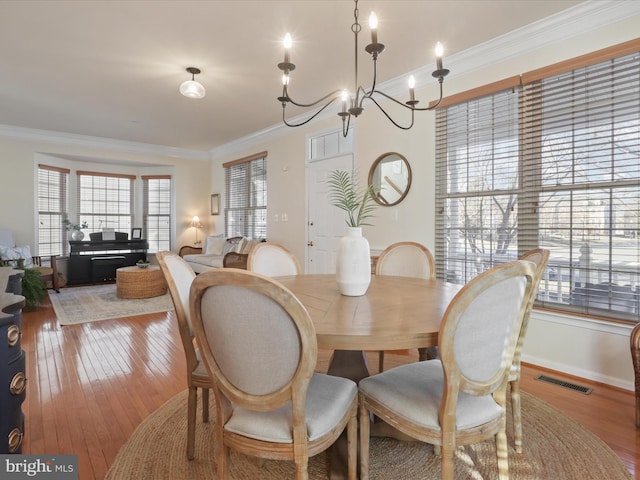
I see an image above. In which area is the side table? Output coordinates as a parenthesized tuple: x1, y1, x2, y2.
(116, 265, 167, 299)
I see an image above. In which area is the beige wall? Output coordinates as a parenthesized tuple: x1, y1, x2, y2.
(210, 14, 640, 389)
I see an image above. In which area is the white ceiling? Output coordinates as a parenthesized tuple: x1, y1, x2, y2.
(0, 0, 584, 153)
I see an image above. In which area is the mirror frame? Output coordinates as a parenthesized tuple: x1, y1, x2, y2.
(368, 152, 412, 206)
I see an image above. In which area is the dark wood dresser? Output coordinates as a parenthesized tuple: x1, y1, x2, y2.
(0, 269, 26, 454)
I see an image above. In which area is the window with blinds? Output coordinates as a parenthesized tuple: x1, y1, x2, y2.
(224, 152, 267, 239)
(77, 171, 134, 234)
(142, 176, 172, 252)
(436, 41, 640, 321)
(435, 87, 520, 285)
(37, 164, 69, 256)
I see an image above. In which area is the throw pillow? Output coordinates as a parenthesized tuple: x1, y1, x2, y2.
(0, 245, 34, 268)
(203, 234, 224, 254)
(205, 236, 226, 256)
(242, 239, 259, 255)
(222, 240, 236, 257)
(233, 237, 247, 253)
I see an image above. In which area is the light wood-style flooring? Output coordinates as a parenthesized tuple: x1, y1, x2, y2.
(18, 296, 640, 479)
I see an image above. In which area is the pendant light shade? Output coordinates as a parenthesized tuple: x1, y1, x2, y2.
(180, 67, 205, 99)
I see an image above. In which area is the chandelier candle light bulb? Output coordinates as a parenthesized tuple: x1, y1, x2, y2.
(408, 75, 416, 103)
(436, 41, 444, 70)
(369, 12, 378, 43)
(283, 33, 292, 63)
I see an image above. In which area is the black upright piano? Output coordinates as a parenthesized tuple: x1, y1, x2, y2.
(67, 232, 148, 285)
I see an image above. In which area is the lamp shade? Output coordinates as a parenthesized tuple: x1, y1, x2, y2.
(191, 215, 202, 228)
(180, 79, 206, 99)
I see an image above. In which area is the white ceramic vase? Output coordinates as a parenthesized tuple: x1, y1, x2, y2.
(71, 230, 84, 241)
(336, 227, 371, 296)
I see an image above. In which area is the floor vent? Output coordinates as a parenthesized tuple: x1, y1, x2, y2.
(534, 374, 593, 395)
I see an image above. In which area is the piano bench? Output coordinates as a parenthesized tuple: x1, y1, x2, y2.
(90, 256, 126, 283)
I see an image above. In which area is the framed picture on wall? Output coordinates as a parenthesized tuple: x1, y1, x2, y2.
(211, 194, 220, 215)
(131, 228, 142, 239)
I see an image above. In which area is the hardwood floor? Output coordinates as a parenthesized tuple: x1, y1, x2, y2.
(19, 295, 640, 479)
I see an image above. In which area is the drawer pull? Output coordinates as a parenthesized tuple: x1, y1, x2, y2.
(8, 428, 23, 453)
(7, 325, 20, 347)
(10, 372, 26, 395)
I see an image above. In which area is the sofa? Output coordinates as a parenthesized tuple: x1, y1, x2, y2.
(179, 236, 263, 273)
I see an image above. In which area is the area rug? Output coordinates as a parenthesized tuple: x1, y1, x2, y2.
(105, 390, 632, 480)
(50, 284, 174, 325)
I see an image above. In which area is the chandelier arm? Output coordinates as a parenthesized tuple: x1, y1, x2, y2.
(370, 89, 417, 109)
(366, 96, 415, 130)
(409, 81, 446, 111)
(357, 57, 379, 109)
(281, 98, 340, 128)
(283, 89, 344, 109)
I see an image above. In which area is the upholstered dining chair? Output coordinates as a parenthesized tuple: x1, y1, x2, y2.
(510, 248, 549, 453)
(156, 250, 212, 460)
(358, 260, 536, 480)
(190, 269, 358, 480)
(375, 241, 436, 371)
(247, 241, 301, 276)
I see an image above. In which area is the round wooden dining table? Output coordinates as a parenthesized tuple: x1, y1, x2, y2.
(276, 273, 461, 382)
(276, 273, 461, 479)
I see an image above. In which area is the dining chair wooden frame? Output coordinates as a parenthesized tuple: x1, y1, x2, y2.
(510, 248, 550, 453)
(191, 269, 357, 480)
(359, 260, 536, 480)
(156, 250, 212, 460)
(375, 241, 436, 371)
(247, 241, 301, 277)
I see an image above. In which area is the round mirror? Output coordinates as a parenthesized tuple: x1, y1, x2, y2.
(368, 152, 412, 206)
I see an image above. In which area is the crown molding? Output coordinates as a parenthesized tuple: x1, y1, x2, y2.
(0, 124, 209, 161)
(211, 0, 639, 159)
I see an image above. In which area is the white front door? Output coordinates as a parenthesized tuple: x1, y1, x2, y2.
(306, 154, 353, 273)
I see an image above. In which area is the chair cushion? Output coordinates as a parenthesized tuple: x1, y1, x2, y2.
(0, 245, 34, 268)
(224, 373, 357, 443)
(359, 360, 503, 431)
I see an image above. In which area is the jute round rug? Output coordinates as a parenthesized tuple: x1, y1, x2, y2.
(106, 390, 631, 480)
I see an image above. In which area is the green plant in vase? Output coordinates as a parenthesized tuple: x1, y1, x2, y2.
(327, 170, 377, 296)
(327, 170, 377, 227)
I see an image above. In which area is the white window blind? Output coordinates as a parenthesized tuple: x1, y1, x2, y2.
(435, 87, 520, 284)
(224, 152, 267, 239)
(38, 164, 69, 256)
(521, 49, 640, 320)
(142, 176, 172, 252)
(436, 41, 640, 321)
(77, 171, 134, 234)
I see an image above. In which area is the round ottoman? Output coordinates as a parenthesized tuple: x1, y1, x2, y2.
(116, 265, 167, 299)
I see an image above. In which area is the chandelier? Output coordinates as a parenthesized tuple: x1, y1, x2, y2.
(277, 0, 450, 137)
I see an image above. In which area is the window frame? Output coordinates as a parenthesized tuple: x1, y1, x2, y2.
(142, 175, 172, 253)
(37, 164, 70, 256)
(223, 151, 267, 239)
(77, 170, 135, 235)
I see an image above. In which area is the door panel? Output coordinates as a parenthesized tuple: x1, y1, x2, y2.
(306, 154, 353, 273)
